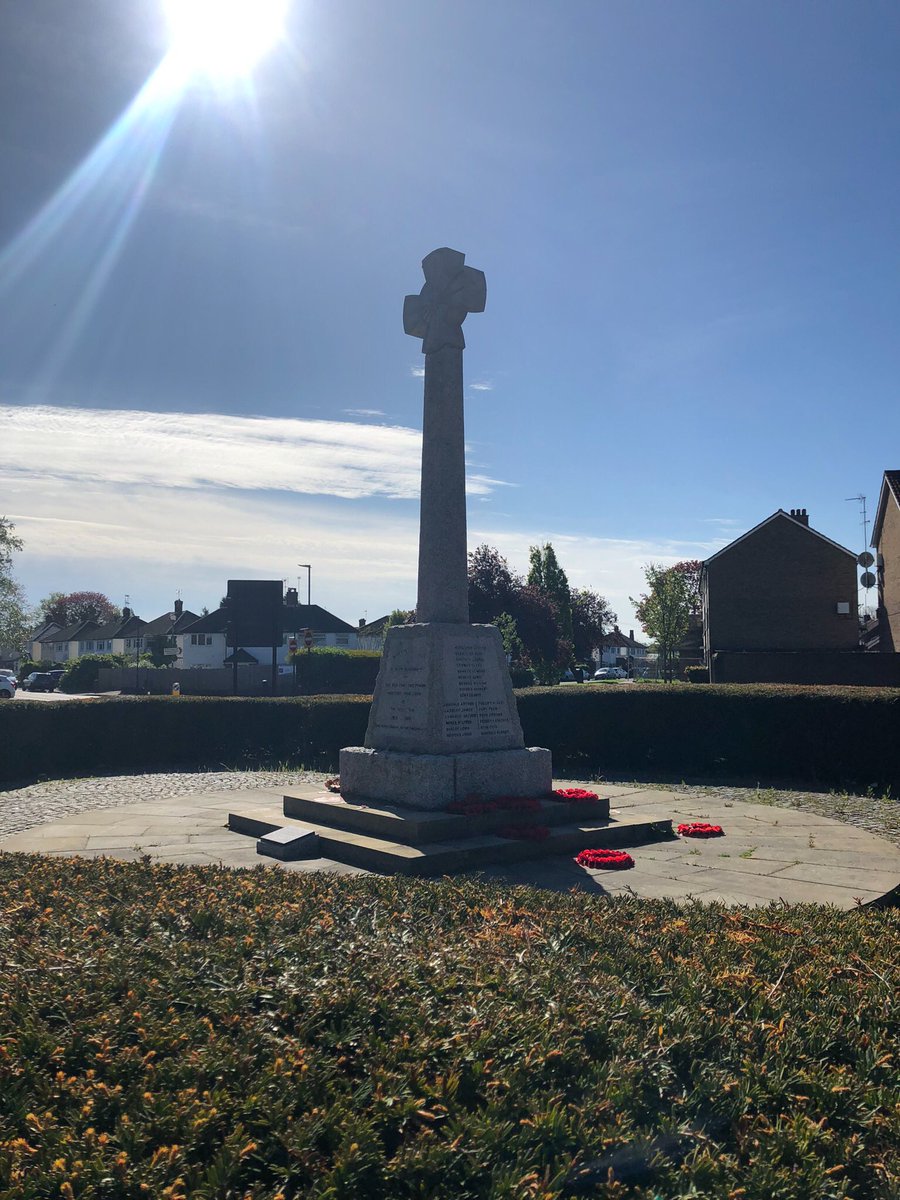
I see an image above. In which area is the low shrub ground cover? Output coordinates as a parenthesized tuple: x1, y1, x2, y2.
(1, 856, 898, 1199)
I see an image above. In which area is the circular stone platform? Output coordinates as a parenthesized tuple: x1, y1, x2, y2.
(1, 779, 898, 909)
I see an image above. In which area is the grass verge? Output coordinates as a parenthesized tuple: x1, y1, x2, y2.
(0, 856, 898, 1199)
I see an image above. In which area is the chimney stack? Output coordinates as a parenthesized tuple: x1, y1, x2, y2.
(629, 629, 634, 641)
(122, 606, 131, 620)
(285, 587, 299, 606)
(359, 617, 366, 627)
(174, 599, 183, 616)
(789, 508, 809, 526)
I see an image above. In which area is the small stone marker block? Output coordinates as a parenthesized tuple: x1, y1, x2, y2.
(257, 825, 319, 861)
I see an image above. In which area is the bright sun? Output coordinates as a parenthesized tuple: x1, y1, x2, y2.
(163, 0, 288, 79)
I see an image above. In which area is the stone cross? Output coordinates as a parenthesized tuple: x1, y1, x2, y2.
(404, 248, 486, 624)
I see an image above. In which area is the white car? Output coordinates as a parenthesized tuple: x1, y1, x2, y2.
(593, 666, 628, 680)
(0, 676, 15, 698)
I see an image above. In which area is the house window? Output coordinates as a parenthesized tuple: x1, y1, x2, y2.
(191, 634, 213, 646)
(335, 634, 350, 646)
(83, 641, 94, 652)
(313, 633, 326, 645)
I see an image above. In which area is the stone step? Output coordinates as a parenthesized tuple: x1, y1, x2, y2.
(228, 804, 673, 876)
(280, 789, 611, 845)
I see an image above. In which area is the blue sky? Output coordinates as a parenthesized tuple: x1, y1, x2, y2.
(2, 0, 897, 631)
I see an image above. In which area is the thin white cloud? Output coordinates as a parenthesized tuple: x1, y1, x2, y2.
(3, 402, 728, 634)
(469, 381, 494, 391)
(8, 484, 421, 624)
(342, 408, 386, 417)
(409, 365, 425, 378)
(0, 403, 503, 500)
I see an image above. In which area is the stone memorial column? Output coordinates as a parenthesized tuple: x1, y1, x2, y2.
(339, 249, 552, 810)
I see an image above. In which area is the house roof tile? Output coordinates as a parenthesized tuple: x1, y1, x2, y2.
(181, 603, 357, 638)
(704, 509, 856, 566)
(871, 471, 900, 548)
(141, 610, 201, 637)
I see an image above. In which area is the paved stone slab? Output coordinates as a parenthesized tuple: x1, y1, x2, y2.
(2, 778, 899, 908)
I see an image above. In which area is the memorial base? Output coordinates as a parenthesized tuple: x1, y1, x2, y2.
(339, 745, 553, 811)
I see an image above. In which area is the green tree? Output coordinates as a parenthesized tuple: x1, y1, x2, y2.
(493, 611, 524, 663)
(570, 587, 616, 663)
(514, 584, 572, 684)
(630, 563, 693, 682)
(38, 591, 120, 626)
(383, 608, 415, 634)
(143, 634, 171, 667)
(0, 518, 29, 653)
(467, 545, 518, 625)
(527, 543, 573, 645)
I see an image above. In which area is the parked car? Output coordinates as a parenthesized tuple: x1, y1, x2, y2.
(48, 669, 66, 687)
(22, 671, 56, 692)
(0, 676, 16, 698)
(593, 666, 628, 680)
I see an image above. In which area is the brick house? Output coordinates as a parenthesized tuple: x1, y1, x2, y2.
(871, 470, 900, 653)
(701, 508, 858, 673)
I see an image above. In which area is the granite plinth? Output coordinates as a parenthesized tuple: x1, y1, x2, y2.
(339, 745, 552, 811)
(366, 622, 524, 755)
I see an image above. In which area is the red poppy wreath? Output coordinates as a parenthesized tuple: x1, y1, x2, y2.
(575, 848, 635, 869)
(677, 821, 724, 838)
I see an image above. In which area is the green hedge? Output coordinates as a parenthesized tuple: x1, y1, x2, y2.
(516, 683, 900, 790)
(0, 696, 369, 784)
(2, 684, 899, 789)
(290, 648, 381, 695)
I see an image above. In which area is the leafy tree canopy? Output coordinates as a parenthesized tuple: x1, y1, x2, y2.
(39, 591, 121, 628)
(571, 587, 616, 663)
(0, 518, 29, 653)
(468, 543, 613, 684)
(630, 563, 694, 681)
(527, 543, 573, 643)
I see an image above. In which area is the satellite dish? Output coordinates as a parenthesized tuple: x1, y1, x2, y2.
(860, 570, 876, 589)
(857, 551, 874, 568)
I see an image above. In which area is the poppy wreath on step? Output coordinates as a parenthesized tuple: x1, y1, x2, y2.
(575, 848, 635, 869)
(552, 788, 601, 803)
(677, 821, 724, 838)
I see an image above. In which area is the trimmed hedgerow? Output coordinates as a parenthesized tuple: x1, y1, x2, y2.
(288, 648, 382, 696)
(0, 857, 898, 1199)
(515, 683, 900, 791)
(0, 695, 369, 785)
(2, 684, 899, 789)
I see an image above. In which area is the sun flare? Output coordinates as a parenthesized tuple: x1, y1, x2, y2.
(163, 0, 288, 79)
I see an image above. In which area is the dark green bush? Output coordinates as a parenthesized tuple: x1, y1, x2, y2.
(516, 682, 900, 790)
(0, 695, 370, 784)
(288, 647, 381, 695)
(509, 665, 535, 687)
(2, 684, 899, 789)
(684, 665, 710, 683)
(59, 652, 134, 693)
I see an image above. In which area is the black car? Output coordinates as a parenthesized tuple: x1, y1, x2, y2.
(23, 671, 56, 692)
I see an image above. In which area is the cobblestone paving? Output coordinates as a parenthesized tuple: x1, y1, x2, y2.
(0, 770, 329, 839)
(2, 769, 898, 847)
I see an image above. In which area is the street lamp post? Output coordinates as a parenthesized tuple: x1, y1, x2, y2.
(297, 564, 311, 607)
